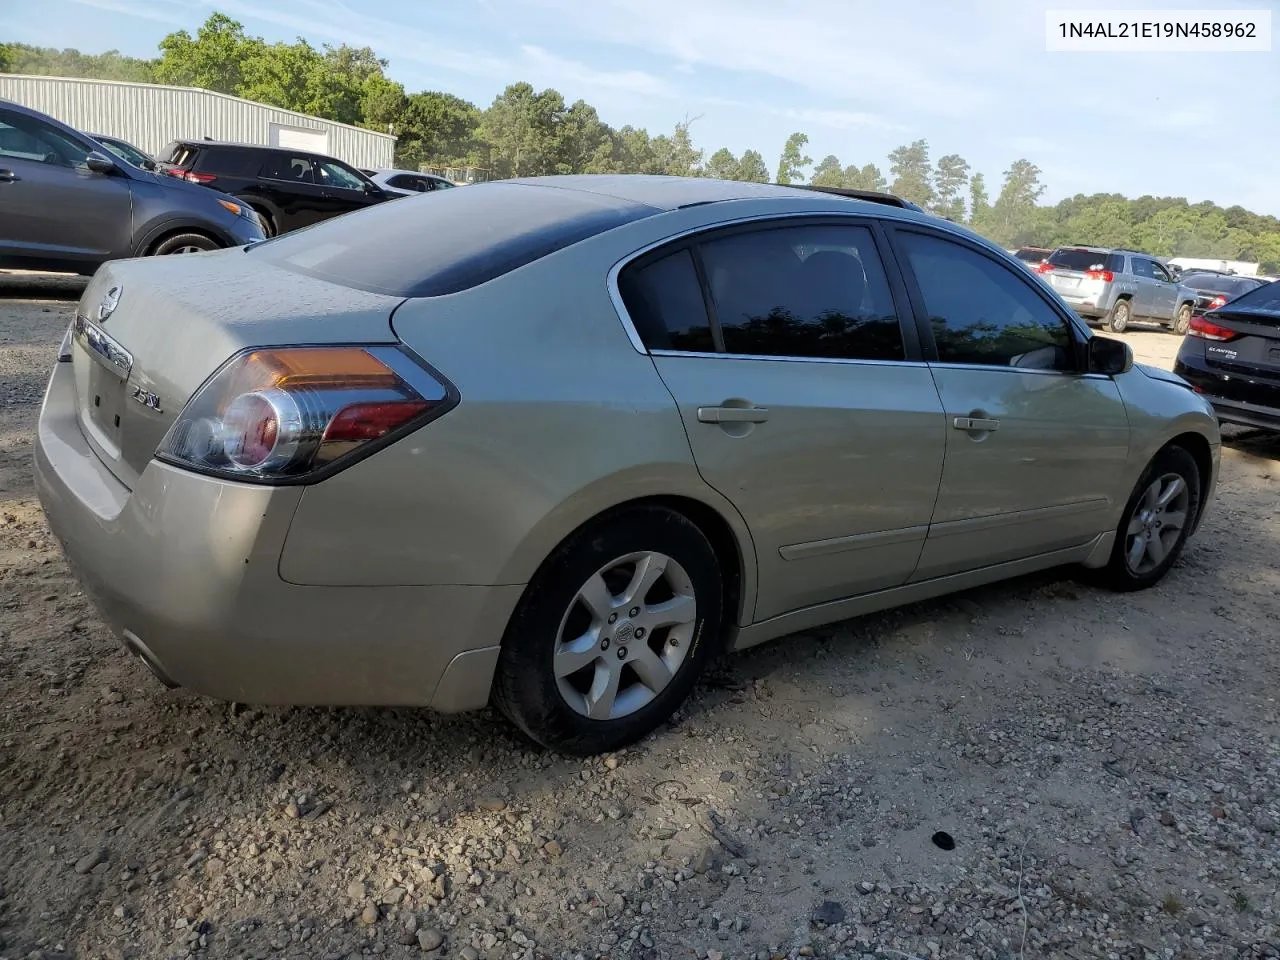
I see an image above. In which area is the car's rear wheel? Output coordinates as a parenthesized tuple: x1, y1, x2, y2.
(1172, 304, 1192, 335)
(151, 232, 219, 256)
(492, 505, 723, 755)
(1107, 298, 1131, 333)
(1092, 445, 1200, 592)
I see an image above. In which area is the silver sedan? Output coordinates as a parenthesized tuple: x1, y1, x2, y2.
(35, 175, 1220, 754)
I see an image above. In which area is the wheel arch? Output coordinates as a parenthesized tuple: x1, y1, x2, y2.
(132, 219, 231, 257)
(496, 487, 758, 645)
(1165, 430, 1215, 535)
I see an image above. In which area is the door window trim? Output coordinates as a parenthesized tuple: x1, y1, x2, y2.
(608, 212, 925, 364)
(882, 223, 1097, 376)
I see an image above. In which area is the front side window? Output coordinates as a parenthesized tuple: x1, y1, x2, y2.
(617, 248, 714, 352)
(1151, 262, 1173, 282)
(899, 231, 1075, 371)
(697, 223, 905, 361)
(0, 110, 90, 167)
(1131, 258, 1155, 280)
(316, 160, 367, 191)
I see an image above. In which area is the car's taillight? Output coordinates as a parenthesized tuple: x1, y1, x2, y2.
(1035, 262, 1054, 274)
(1085, 269, 1114, 282)
(155, 345, 456, 483)
(1187, 315, 1239, 342)
(1208, 295, 1227, 309)
(182, 171, 217, 184)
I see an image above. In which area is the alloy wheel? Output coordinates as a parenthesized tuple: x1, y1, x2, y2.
(1124, 472, 1190, 574)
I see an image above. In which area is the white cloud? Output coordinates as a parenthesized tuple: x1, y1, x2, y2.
(518, 45, 671, 98)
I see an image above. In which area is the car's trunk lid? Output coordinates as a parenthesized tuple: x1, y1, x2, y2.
(1200, 305, 1280, 380)
(70, 249, 406, 490)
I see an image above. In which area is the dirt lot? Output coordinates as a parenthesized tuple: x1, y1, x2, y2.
(1, 272, 1278, 960)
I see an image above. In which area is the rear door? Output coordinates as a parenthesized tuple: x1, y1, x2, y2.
(256, 151, 335, 231)
(0, 107, 133, 267)
(888, 227, 1131, 580)
(620, 217, 947, 622)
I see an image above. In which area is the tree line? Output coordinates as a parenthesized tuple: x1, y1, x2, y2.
(3, 14, 1277, 271)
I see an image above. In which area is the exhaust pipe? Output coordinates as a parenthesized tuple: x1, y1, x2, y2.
(120, 631, 179, 689)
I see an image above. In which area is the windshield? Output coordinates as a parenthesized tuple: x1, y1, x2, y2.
(97, 137, 150, 168)
(1215, 279, 1280, 313)
(1047, 248, 1109, 271)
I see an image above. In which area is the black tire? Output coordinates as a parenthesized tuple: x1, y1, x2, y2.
(1106, 298, 1131, 333)
(492, 505, 724, 755)
(150, 232, 219, 256)
(248, 205, 276, 237)
(1172, 304, 1192, 336)
(1091, 445, 1201, 592)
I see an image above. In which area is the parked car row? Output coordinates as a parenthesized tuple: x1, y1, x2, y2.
(0, 98, 459, 274)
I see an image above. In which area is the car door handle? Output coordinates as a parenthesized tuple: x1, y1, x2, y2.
(697, 406, 770, 424)
(0, 169, 19, 183)
(953, 416, 1000, 432)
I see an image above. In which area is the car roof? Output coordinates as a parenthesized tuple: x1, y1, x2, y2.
(374, 169, 446, 178)
(500, 174, 937, 216)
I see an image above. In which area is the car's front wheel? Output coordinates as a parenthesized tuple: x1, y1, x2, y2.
(152, 232, 219, 256)
(492, 505, 724, 755)
(1093, 445, 1201, 591)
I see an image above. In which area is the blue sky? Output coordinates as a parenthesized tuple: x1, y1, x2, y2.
(6, 0, 1278, 213)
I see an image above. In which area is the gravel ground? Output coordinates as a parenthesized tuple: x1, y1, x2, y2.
(1, 271, 1279, 960)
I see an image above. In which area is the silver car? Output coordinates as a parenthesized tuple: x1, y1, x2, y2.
(1037, 246, 1199, 335)
(366, 168, 458, 197)
(35, 175, 1221, 754)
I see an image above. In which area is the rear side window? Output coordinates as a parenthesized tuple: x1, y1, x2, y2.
(900, 231, 1074, 371)
(200, 147, 266, 178)
(1048, 248, 1111, 272)
(699, 224, 905, 361)
(261, 153, 316, 182)
(618, 249, 714, 352)
(1131, 258, 1155, 279)
(1105, 253, 1124, 273)
(249, 181, 660, 297)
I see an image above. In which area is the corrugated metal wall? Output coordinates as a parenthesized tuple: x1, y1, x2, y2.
(0, 74, 396, 169)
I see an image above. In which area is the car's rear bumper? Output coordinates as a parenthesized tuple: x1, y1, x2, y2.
(1174, 353, 1280, 432)
(33, 358, 520, 710)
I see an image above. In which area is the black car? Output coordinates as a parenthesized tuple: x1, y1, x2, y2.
(158, 140, 394, 236)
(0, 101, 264, 275)
(1174, 279, 1280, 430)
(1176, 270, 1268, 313)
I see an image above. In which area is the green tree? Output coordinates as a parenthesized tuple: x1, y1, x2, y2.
(809, 154, 844, 187)
(650, 119, 702, 177)
(154, 13, 261, 94)
(775, 132, 811, 185)
(969, 172, 992, 233)
(934, 153, 970, 221)
(393, 91, 481, 170)
(478, 82, 568, 178)
(888, 139, 934, 208)
(704, 147, 741, 181)
(554, 99, 610, 174)
(989, 159, 1045, 246)
(843, 163, 886, 192)
(737, 149, 770, 183)
(1, 41, 154, 81)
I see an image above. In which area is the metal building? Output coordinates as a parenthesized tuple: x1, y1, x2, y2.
(0, 73, 396, 170)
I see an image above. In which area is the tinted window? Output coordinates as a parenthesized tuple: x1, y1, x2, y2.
(1151, 261, 1173, 282)
(0, 110, 89, 167)
(198, 147, 266, 178)
(1014, 248, 1047, 263)
(261, 153, 316, 182)
(900, 232, 1074, 371)
(1105, 253, 1125, 273)
(1181, 273, 1261, 298)
(697, 224, 905, 361)
(433, 178, 456, 189)
(618, 249, 714, 352)
(1048, 248, 1111, 272)
(1131, 258, 1155, 279)
(387, 174, 423, 191)
(250, 180, 660, 298)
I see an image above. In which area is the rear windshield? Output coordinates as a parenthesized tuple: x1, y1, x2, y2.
(162, 141, 196, 166)
(248, 182, 661, 297)
(1180, 273, 1262, 298)
(1048, 248, 1112, 271)
(1014, 248, 1048, 262)
(1217, 279, 1280, 313)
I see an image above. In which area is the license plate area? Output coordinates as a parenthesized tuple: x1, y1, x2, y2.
(86, 362, 127, 449)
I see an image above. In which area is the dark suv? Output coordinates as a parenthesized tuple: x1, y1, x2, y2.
(159, 140, 394, 236)
(0, 100, 264, 275)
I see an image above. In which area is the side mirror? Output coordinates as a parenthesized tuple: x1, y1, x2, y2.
(363, 182, 382, 196)
(1087, 335, 1133, 376)
(143, 158, 158, 171)
(85, 151, 117, 175)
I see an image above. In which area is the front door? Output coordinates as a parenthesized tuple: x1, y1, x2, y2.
(618, 219, 947, 622)
(313, 158, 386, 219)
(256, 152, 335, 232)
(0, 106, 133, 267)
(1148, 260, 1179, 320)
(890, 228, 1132, 580)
